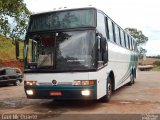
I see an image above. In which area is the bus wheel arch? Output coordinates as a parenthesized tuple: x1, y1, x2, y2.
(99, 70, 115, 102)
(105, 71, 115, 102)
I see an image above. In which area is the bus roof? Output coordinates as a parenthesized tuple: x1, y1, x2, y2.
(29, 6, 137, 42)
(31, 7, 97, 16)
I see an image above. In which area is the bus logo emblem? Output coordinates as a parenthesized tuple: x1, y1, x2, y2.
(52, 80, 57, 85)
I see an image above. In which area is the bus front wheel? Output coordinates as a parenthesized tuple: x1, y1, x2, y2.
(100, 77, 112, 102)
(106, 77, 112, 102)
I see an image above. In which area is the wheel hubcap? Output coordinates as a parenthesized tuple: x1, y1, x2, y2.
(108, 83, 112, 96)
(16, 80, 20, 85)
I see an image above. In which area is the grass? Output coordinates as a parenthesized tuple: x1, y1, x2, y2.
(152, 66, 160, 71)
(0, 35, 24, 61)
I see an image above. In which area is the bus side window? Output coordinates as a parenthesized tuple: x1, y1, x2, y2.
(97, 12, 107, 38)
(131, 38, 133, 50)
(105, 17, 109, 40)
(114, 24, 121, 45)
(132, 40, 135, 51)
(136, 41, 138, 52)
(107, 19, 114, 42)
(120, 29, 125, 47)
(132, 38, 134, 50)
(123, 31, 126, 47)
(125, 33, 129, 49)
(118, 27, 122, 46)
(128, 36, 131, 50)
(112, 23, 116, 43)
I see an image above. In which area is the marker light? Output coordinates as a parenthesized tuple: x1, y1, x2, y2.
(26, 90, 34, 95)
(24, 81, 37, 85)
(73, 80, 82, 86)
(73, 80, 95, 86)
(81, 90, 90, 96)
(82, 80, 89, 85)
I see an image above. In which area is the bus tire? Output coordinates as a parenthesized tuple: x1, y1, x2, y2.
(14, 80, 21, 86)
(106, 77, 112, 102)
(100, 77, 112, 102)
(134, 69, 136, 80)
(132, 71, 135, 84)
(128, 73, 134, 86)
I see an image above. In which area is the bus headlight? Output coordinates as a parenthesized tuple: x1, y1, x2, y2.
(73, 80, 95, 86)
(26, 90, 34, 95)
(81, 90, 90, 96)
(24, 81, 37, 85)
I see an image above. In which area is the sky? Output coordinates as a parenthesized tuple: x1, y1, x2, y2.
(24, 0, 160, 56)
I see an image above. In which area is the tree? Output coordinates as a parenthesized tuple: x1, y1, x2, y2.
(125, 28, 148, 63)
(139, 47, 147, 59)
(125, 28, 148, 46)
(0, 0, 31, 41)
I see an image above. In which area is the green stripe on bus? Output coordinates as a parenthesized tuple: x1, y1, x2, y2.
(118, 53, 136, 85)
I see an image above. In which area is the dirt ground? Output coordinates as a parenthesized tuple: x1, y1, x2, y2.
(0, 60, 24, 73)
(0, 71, 160, 120)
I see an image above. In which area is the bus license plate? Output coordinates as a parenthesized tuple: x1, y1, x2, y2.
(50, 91, 62, 96)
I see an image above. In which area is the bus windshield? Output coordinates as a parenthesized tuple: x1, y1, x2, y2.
(25, 30, 96, 71)
(28, 9, 96, 32)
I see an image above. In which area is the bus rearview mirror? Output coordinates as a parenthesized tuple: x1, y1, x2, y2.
(100, 37, 107, 52)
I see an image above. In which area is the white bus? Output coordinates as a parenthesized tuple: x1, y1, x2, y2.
(24, 7, 138, 102)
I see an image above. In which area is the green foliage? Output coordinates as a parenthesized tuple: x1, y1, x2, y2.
(148, 55, 160, 59)
(152, 66, 160, 71)
(0, 35, 24, 60)
(153, 60, 160, 71)
(138, 47, 147, 59)
(125, 28, 148, 46)
(0, 0, 31, 41)
(153, 61, 160, 66)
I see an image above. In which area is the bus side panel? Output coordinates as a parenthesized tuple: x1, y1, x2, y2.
(107, 42, 131, 90)
(89, 67, 108, 99)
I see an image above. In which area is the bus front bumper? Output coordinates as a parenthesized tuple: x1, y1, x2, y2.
(24, 85, 97, 100)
